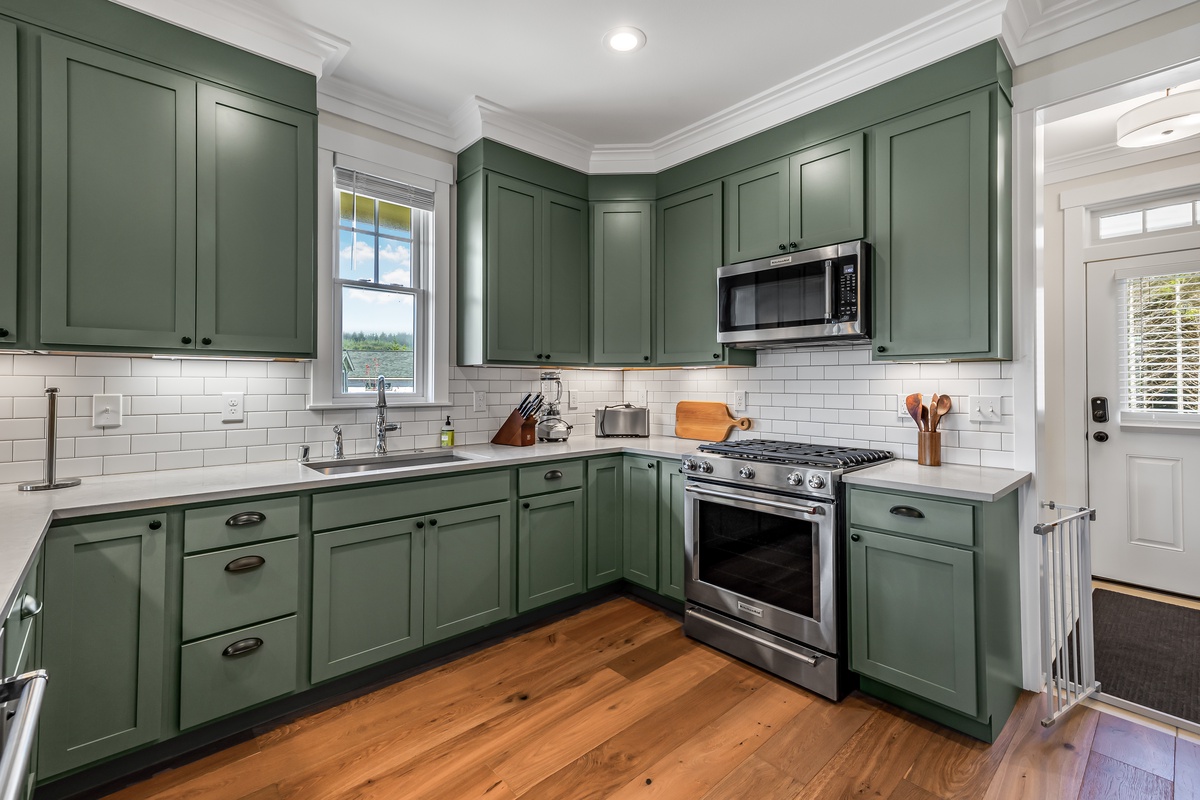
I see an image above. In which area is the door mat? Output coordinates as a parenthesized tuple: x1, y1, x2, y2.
(1093, 588, 1200, 724)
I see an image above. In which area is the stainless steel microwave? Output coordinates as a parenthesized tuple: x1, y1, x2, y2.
(717, 240, 870, 348)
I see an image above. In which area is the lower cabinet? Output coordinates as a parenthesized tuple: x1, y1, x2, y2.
(586, 457, 624, 588)
(310, 518, 424, 684)
(622, 458, 659, 590)
(657, 460, 686, 602)
(38, 514, 167, 779)
(518, 489, 585, 612)
(424, 501, 513, 644)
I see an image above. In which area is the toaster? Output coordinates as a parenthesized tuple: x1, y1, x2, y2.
(595, 404, 650, 438)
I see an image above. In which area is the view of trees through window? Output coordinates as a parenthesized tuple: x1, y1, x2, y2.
(1121, 270, 1200, 413)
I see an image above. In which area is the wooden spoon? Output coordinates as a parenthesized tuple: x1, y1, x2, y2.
(919, 403, 929, 432)
(931, 394, 952, 432)
(905, 393, 924, 430)
(928, 393, 940, 432)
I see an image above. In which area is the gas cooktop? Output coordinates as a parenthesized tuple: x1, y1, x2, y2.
(698, 439, 894, 469)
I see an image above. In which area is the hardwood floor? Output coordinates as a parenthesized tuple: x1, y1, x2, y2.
(100, 598, 1198, 800)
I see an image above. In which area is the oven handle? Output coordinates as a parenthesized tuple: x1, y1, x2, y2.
(0, 670, 48, 800)
(687, 609, 819, 666)
(685, 485, 825, 516)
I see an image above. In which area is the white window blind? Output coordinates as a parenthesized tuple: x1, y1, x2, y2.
(1118, 268, 1200, 420)
(334, 167, 434, 212)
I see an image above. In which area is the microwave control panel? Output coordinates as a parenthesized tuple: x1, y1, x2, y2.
(835, 261, 858, 321)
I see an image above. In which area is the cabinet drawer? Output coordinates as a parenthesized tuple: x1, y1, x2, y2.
(518, 460, 583, 496)
(179, 616, 297, 730)
(850, 489, 975, 547)
(182, 538, 298, 641)
(184, 496, 300, 553)
(312, 470, 510, 531)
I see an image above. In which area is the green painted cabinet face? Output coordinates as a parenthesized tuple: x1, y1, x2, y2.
(195, 85, 315, 356)
(622, 458, 659, 590)
(310, 519, 424, 684)
(724, 158, 790, 263)
(657, 181, 725, 366)
(486, 174, 541, 362)
(38, 34, 197, 350)
(789, 133, 864, 251)
(541, 190, 590, 365)
(517, 488, 584, 612)
(872, 90, 996, 360)
(848, 526, 978, 717)
(424, 501, 513, 644)
(586, 456, 624, 588)
(38, 513, 167, 779)
(592, 202, 653, 365)
(0, 18, 15, 346)
(657, 460, 686, 602)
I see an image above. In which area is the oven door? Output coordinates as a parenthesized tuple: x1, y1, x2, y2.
(684, 480, 838, 653)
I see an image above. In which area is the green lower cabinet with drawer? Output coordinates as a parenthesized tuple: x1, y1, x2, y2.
(181, 537, 298, 641)
(586, 457, 624, 588)
(424, 501, 513, 644)
(846, 485, 1021, 742)
(518, 488, 585, 612)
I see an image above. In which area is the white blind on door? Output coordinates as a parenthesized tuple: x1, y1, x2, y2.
(1118, 269, 1200, 419)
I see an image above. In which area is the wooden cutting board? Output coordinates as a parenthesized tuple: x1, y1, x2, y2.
(675, 401, 752, 442)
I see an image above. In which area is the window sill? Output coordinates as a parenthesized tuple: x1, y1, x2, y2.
(307, 397, 450, 411)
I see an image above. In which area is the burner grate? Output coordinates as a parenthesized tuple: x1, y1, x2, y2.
(697, 438, 893, 468)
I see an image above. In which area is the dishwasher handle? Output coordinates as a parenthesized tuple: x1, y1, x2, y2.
(0, 670, 48, 800)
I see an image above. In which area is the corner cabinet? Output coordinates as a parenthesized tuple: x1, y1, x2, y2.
(593, 202, 654, 365)
(871, 89, 1010, 361)
(586, 456, 624, 588)
(622, 457, 659, 590)
(0, 18, 17, 346)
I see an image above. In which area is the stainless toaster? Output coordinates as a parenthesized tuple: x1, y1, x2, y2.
(595, 404, 650, 438)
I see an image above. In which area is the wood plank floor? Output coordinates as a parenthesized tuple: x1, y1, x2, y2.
(100, 598, 1198, 800)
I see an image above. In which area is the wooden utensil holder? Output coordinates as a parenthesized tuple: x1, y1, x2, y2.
(490, 409, 537, 447)
(917, 431, 941, 466)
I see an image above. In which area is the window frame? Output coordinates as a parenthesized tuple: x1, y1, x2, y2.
(1091, 190, 1200, 243)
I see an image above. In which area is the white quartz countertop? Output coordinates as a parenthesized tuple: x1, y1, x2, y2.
(841, 459, 1031, 502)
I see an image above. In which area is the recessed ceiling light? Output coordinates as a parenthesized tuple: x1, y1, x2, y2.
(604, 26, 646, 54)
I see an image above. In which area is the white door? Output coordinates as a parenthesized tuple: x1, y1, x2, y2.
(1086, 249, 1200, 598)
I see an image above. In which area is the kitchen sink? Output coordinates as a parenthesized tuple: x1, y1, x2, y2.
(303, 450, 482, 476)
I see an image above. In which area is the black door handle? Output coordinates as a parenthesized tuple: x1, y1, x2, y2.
(544, 470, 563, 480)
(850, 533, 861, 542)
(222, 638, 263, 658)
(226, 511, 266, 527)
(889, 505, 925, 519)
(225, 555, 266, 573)
(1093, 431, 1109, 442)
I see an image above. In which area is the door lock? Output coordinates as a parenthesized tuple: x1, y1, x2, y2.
(1093, 431, 1109, 443)
(1090, 396, 1109, 423)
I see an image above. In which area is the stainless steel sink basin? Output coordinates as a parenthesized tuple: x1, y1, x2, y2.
(303, 451, 480, 476)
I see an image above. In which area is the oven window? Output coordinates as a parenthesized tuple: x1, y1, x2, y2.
(697, 502, 816, 618)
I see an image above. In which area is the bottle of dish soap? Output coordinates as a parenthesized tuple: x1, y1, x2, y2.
(440, 415, 455, 447)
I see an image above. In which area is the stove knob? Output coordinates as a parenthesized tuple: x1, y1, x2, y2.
(699, 461, 714, 474)
(738, 466, 755, 479)
(787, 471, 804, 486)
(682, 458, 698, 471)
(807, 474, 827, 490)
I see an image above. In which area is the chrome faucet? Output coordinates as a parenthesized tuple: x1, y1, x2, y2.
(332, 425, 344, 460)
(375, 375, 399, 455)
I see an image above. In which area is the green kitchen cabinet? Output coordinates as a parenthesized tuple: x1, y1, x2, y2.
(38, 513, 167, 779)
(593, 202, 653, 365)
(657, 460, 687, 602)
(424, 501, 513, 644)
(724, 133, 864, 264)
(38, 34, 198, 351)
(541, 190, 590, 365)
(622, 458, 659, 590)
(195, 84, 314, 355)
(311, 519, 424, 683)
(0, 18, 16, 346)
(517, 488, 585, 612)
(586, 456, 624, 588)
(871, 89, 1009, 360)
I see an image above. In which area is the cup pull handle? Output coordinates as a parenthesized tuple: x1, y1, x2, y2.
(20, 594, 42, 619)
(226, 511, 266, 527)
(225, 555, 266, 573)
(544, 470, 563, 480)
(222, 637, 263, 658)
(889, 505, 925, 519)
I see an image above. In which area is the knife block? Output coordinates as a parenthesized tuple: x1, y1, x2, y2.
(490, 409, 536, 447)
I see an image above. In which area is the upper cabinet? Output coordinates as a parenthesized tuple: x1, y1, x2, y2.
(656, 181, 726, 365)
(0, 19, 15, 346)
(592, 201, 653, 365)
(724, 133, 865, 264)
(871, 90, 1010, 361)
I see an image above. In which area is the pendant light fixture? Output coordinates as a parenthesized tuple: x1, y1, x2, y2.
(1116, 88, 1200, 148)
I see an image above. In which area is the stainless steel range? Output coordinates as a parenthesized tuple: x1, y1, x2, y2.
(681, 439, 893, 700)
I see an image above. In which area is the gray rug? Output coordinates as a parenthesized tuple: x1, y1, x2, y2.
(1092, 588, 1200, 724)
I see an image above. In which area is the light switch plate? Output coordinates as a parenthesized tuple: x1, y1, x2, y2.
(969, 395, 1003, 423)
(92, 394, 122, 428)
(222, 392, 244, 422)
(633, 388, 647, 406)
(473, 391, 487, 413)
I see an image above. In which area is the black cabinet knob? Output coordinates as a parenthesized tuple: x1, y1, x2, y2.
(648, 462, 655, 468)
(876, 346, 886, 353)
(181, 336, 192, 344)
(643, 355, 650, 361)
(148, 520, 162, 531)
(536, 354, 544, 359)
(0, 328, 8, 338)
(544, 354, 550, 360)
(790, 242, 798, 249)
(850, 533, 861, 542)
(429, 519, 437, 526)
(778, 244, 787, 251)
(522, 502, 530, 509)
(201, 337, 212, 346)
(415, 521, 424, 529)
(713, 353, 720, 359)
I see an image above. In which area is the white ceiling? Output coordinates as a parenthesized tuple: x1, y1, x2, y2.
(1044, 79, 1200, 162)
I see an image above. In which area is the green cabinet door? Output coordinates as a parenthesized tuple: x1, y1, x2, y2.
(586, 456, 624, 588)
(872, 91, 994, 359)
(39, 35, 197, 350)
(311, 519, 424, 684)
(657, 181, 725, 366)
(486, 174, 542, 362)
(593, 202, 653, 365)
(541, 191, 589, 365)
(517, 489, 584, 612)
(0, 19, 15, 345)
(424, 501, 512, 644)
(622, 458, 659, 590)
(196, 84, 315, 356)
(848, 527, 978, 716)
(39, 514, 167, 779)
(790, 133, 865, 250)
(657, 460, 686, 601)
(724, 157, 790, 263)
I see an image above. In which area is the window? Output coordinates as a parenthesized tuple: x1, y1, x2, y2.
(1095, 193, 1200, 240)
(333, 168, 434, 398)
(1118, 268, 1200, 419)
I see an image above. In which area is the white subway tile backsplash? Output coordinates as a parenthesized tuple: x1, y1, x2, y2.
(181, 360, 227, 377)
(103, 453, 157, 475)
(0, 376, 48, 396)
(14, 355, 75, 376)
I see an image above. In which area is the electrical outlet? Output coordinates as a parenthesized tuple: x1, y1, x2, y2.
(733, 391, 747, 410)
(633, 388, 647, 406)
(968, 395, 1003, 423)
(473, 391, 487, 413)
(222, 392, 244, 422)
(92, 394, 122, 428)
(898, 394, 911, 419)
(568, 389, 579, 410)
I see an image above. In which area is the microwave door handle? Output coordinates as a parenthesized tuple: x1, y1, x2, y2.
(824, 261, 834, 321)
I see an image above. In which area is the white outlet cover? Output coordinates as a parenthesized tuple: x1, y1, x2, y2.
(92, 393, 123, 428)
(634, 388, 647, 406)
(897, 394, 910, 419)
(734, 391, 747, 410)
(968, 395, 1003, 423)
(222, 391, 244, 422)
(568, 389, 579, 410)
(473, 391, 487, 412)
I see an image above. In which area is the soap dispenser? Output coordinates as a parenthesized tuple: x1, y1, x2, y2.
(440, 416, 455, 447)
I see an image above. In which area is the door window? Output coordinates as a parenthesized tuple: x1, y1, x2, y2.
(1117, 267, 1200, 422)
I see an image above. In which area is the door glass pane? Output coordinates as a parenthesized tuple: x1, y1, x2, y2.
(341, 286, 416, 394)
(1118, 269, 1200, 414)
(696, 501, 815, 618)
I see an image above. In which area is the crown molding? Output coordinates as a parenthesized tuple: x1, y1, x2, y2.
(107, 0, 348, 78)
(1003, 0, 1199, 64)
(1044, 136, 1200, 184)
(451, 97, 594, 173)
(317, 77, 457, 152)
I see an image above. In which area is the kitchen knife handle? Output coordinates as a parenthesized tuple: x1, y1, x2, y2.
(889, 505, 925, 519)
(225, 555, 266, 573)
(226, 511, 266, 527)
(222, 638, 263, 658)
